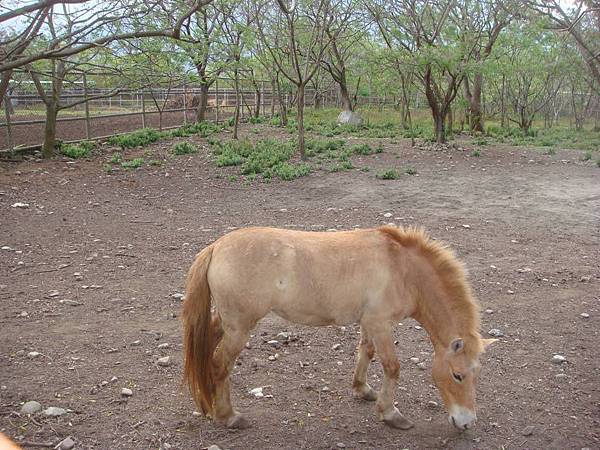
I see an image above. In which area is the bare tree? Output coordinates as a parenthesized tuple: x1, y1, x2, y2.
(255, 0, 338, 159)
(1, 0, 212, 105)
(525, 1, 600, 91)
(454, 0, 514, 132)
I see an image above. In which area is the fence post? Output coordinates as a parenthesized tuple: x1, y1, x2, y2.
(183, 82, 188, 125)
(261, 81, 265, 116)
(83, 73, 91, 140)
(3, 97, 15, 152)
(141, 90, 146, 128)
(215, 79, 220, 123)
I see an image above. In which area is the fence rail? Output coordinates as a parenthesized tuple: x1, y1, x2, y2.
(0, 76, 400, 151)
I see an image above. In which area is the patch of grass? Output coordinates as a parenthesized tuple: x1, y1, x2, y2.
(470, 150, 481, 157)
(172, 142, 198, 155)
(597, 159, 600, 168)
(375, 144, 384, 153)
(404, 166, 417, 175)
(109, 153, 122, 164)
(305, 138, 346, 157)
(349, 143, 373, 155)
(228, 175, 238, 182)
(215, 148, 244, 167)
(241, 140, 295, 175)
(61, 141, 95, 158)
(271, 162, 311, 180)
(249, 116, 264, 124)
(376, 168, 401, 180)
(472, 136, 489, 146)
(148, 159, 162, 166)
(169, 122, 221, 138)
(581, 151, 592, 161)
(121, 158, 144, 169)
(102, 163, 113, 174)
(360, 166, 370, 172)
(109, 128, 162, 149)
(544, 147, 557, 155)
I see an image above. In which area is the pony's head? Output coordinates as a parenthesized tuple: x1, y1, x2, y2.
(432, 336, 496, 430)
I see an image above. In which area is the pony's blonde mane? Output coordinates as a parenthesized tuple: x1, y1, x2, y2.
(378, 226, 482, 354)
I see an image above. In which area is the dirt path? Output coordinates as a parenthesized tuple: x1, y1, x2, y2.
(1, 126, 599, 449)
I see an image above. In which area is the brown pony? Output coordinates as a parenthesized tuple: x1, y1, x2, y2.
(183, 226, 495, 430)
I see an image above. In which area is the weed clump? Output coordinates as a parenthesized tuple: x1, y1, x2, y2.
(376, 168, 401, 180)
(109, 129, 162, 149)
(61, 141, 95, 158)
(121, 158, 144, 169)
(172, 142, 198, 155)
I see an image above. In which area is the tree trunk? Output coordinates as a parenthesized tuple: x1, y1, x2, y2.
(195, 82, 210, 122)
(270, 77, 276, 118)
(297, 84, 306, 160)
(339, 79, 353, 112)
(433, 111, 446, 144)
(469, 73, 484, 132)
(276, 76, 287, 126)
(233, 68, 240, 139)
(446, 105, 453, 136)
(42, 103, 58, 158)
(254, 86, 261, 119)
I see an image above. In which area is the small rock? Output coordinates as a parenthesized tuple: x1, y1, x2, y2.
(131, 340, 141, 346)
(416, 362, 426, 370)
(207, 446, 222, 450)
(506, 290, 515, 294)
(332, 343, 341, 351)
(522, 425, 535, 436)
(121, 388, 133, 397)
(276, 332, 290, 340)
(337, 443, 346, 449)
(555, 373, 567, 379)
(580, 313, 590, 319)
(485, 309, 494, 314)
(267, 340, 280, 348)
(414, 325, 422, 330)
(249, 387, 264, 398)
(383, 212, 393, 218)
(552, 354, 566, 364)
(11, 202, 29, 208)
(488, 329, 504, 337)
(171, 293, 185, 300)
(410, 357, 420, 364)
(580, 276, 591, 282)
(19, 311, 29, 317)
(21, 401, 42, 414)
(461, 224, 471, 229)
(43, 406, 67, 417)
(110, 376, 118, 382)
(60, 299, 82, 306)
(268, 354, 279, 361)
(427, 400, 439, 408)
(158, 343, 170, 349)
(27, 351, 41, 358)
(59, 437, 75, 450)
(157, 356, 171, 367)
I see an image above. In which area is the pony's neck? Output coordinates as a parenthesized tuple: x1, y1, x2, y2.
(409, 272, 476, 352)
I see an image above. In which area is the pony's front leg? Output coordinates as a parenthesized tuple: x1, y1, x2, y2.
(212, 328, 251, 429)
(352, 326, 377, 401)
(371, 329, 414, 430)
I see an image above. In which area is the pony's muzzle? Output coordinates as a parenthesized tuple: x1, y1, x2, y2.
(448, 405, 476, 431)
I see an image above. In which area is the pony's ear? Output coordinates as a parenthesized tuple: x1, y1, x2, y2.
(450, 338, 464, 353)
(481, 338, 498, 352)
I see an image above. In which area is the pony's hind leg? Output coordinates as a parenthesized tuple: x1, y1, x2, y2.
(369, 326, 414, 430)
(352, 326, 377, 401)
(212, 322, 252, 429)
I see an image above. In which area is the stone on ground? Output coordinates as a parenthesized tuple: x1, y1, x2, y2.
(21, 401, 42, 414)
(337, 110, 363, 126)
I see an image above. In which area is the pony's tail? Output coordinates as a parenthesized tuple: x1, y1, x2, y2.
(183, 244, 218, 416)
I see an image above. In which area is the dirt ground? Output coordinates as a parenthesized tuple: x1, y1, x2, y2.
(0, 123, 599, 450)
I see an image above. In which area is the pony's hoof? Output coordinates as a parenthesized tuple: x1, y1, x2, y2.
(354, 386, 378, 401)
(226, 413, 250, 429)
(382, 410, 413, 430)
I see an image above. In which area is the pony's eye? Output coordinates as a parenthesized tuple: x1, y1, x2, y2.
(452, 372, 464, 383)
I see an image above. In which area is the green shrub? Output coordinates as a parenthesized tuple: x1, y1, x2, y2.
(470, 150, 481, 157)
(102, 164, 113, 173)
(61, 141, 95, 158)
(228, 175, 238, 182)
(216, 148, 244, 166)
(582, 151, 592, 161)
(544, 147, 557, 155)
(148, 159, 162, 166)
(376, 168, 401, 180)
(249, 116, 264, 124)
(350, 143, 373, 155)
(121, 158, 144, 169)
(375, 144, 384, 153)
(109, 153, 122, 164)
(109, 129, 161, 149)
(272, 162, 311, 180)
(172, 142, 198, 155)
(404, 166, 417, 175)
